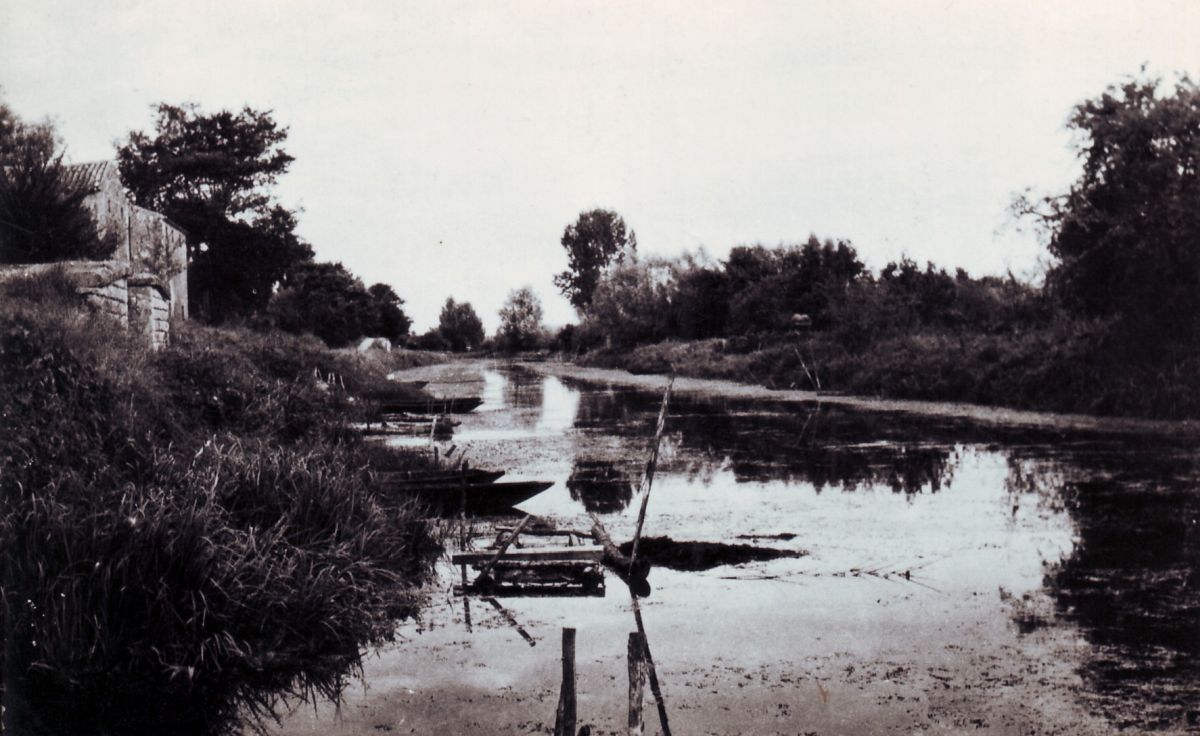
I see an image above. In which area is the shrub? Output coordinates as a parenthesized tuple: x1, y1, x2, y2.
(0, 114, 118, 264)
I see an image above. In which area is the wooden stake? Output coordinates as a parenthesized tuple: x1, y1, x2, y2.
(629, 375, 674, 573)
(553, 628, 577, 736)
(460, 564, 472, 632)
(627, 632, 647, 736)
(632, 595, 672, 736)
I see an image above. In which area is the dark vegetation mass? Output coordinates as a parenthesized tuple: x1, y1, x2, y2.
(115, 102, 415, 348)
(557, 73, 1200, 419)
(0, 104, 117, 263)
(0, 272, 440, 735)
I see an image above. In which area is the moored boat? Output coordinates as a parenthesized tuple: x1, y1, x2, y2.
(376, 396, 484, 414)
(375, 468, 505, 487)
(377, 480, 553, 515)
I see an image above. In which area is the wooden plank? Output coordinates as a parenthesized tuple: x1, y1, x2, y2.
(489, 560, 599, 570)
(474, 515, 533, 583)
(496, 526, 590, 537)
(452, 545, 603, 565)
(452, 583, 604, 598)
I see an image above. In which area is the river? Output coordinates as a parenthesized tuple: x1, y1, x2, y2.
(278, 361, 1199, 735)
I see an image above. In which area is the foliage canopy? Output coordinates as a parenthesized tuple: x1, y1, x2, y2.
(496, 286, 545, 351)
(1025, 73, 1200, 342)
(554, 208, 636, 312)
(268, 261, 410, 348)
(118, 103, 313, 322)
(436, 297, 485, 351)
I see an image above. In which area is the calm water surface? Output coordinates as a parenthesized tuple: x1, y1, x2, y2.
(313, 364, 1200, 734)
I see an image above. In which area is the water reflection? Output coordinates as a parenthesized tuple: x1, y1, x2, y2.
(566, 459, 637, 513)
(479, 365, 1200, 730)
(569, 382, 964, 495)
(501, 366, 544, 411)
(1031, 453, 1200, 729)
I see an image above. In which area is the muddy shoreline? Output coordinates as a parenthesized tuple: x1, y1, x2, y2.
(524, 360, 1200, 439)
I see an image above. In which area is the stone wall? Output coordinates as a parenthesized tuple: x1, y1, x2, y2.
(130, 206, 188, 321)
(3, 162, 189, 350)
(0, 260, 172, 350)
(77, 164, 134, 264)
(128, 274, 172, 349)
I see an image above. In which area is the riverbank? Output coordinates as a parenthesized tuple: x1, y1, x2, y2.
(526, 360, 1200, 439)
(0, 272, 443, 735)
(576, 329, 1200, 422)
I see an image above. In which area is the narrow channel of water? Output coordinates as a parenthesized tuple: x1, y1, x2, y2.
(283, 362, 1200, 735)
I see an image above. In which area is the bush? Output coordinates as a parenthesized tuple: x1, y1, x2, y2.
(0, 112, 118, 264)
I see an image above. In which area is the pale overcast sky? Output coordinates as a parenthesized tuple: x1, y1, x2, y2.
(1, 1, 1197, 331)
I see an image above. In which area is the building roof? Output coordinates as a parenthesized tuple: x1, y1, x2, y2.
(62, 160, 118, 193)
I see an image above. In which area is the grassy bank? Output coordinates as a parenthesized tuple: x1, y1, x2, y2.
(0, 270, 442, 735)
(581, 323, 1200, 420)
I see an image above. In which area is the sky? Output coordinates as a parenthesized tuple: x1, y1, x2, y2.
(1, 1, 1198, 332)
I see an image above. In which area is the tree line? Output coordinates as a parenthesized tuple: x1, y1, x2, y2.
(545, 73, 1200, 417)
(0, 102, 411, 348)
(554, 73, 1198, 353)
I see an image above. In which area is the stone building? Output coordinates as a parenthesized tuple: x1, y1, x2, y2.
(38, 161, 189, 348)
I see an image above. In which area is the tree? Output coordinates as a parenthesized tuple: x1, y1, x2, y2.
(0, 105, 115, 263)
(118, 103, 312, 322)
(436, 297, 484, 351)
(496, 286, 545, 351)
(1021, 72, 1200, 343)
(726, 237, 865, 333)
(586, 257, 675, 347)
(367, 283, 412, 342)
(672, 262, 731, 339)
(267, 261, 377, 347)
(554, 208, 636, 312)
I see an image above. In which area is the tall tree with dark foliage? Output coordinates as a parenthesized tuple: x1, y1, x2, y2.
(554, 208, 636, 313)
(268, 262, 407, 348)
(118, 103, 313, 322)
(368, 283, 413, 342)
(1022, 73, 1200, 345)
(436, 297, 485, 351)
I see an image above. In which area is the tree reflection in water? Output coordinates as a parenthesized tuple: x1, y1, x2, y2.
(568, 382, 964, 496)
(562, 374, 1200, 728)
(566, 459, 636, 513)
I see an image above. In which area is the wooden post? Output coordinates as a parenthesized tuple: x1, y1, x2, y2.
(553, 628, 577, 736)
(460, 564, 472, 632)
(632, 596, 672, 736)
(629, 375, 674, 572)
(627, 632, 647, 736)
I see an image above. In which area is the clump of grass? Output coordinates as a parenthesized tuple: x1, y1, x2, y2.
(0, 280, 441, 735)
